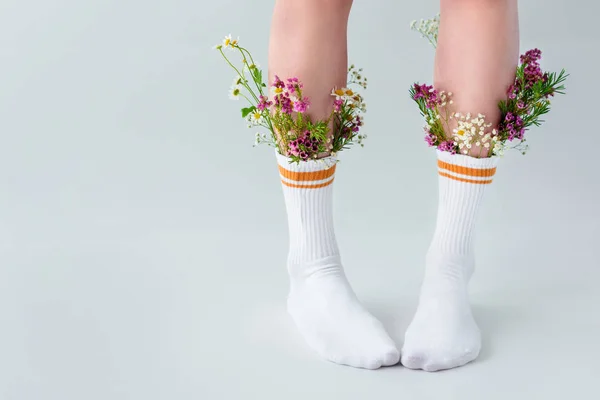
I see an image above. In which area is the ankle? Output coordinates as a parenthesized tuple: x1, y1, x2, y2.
(424, 251, 475, 286)
(288, 255, 344, 283)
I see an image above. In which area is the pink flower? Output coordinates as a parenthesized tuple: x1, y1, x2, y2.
(507, 84, 518, 99)
(293, 97, 310, 113)
(333, 98, 343, 113)
(275, 94, 293, 114)
(257, 95, 272, 111)
(424, 131, 436, 147)
(286, 77, 303, 93)
(272, 75, 285, 88)
(438, 140, 456, 154)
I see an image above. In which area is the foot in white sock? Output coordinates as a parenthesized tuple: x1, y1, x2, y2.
(278, 153, 399, 369)
(402, 150, 499, 372)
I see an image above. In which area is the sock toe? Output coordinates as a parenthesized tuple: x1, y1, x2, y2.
(422, 361, 446, 372)
(362, 356, 383, 370)
(381, 347, 400, 366)
(401, 352, 426, 370)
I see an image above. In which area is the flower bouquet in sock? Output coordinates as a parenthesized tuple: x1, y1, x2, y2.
(215, 35, 367, 163)
(215, 37, 401, 370)
(410, 16, 568, 157)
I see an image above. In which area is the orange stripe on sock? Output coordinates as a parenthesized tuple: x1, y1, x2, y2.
(439, 171, 493, 185)
(437, 160, 496, 178)
(278, 164, 336, 182)
(281, 178, 334, 189)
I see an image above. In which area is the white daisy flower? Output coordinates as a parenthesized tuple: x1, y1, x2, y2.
(247, 109, 264, 125)
(330, 87, 356, 102)
(222, 34, 239, 49)
(229, 86, 241, 100)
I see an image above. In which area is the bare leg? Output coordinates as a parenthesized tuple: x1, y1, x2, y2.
(434, 0, 519, 157)
(402, 0, 519, 372)
(269, 0, 399, 369)
(269, 0, 351, 156)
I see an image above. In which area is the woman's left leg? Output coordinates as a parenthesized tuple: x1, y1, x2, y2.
(402, 0, 519, 372)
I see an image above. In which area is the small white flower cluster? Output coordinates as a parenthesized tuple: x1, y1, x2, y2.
(356, 134, 368, 147)
(348, 64, 367, 89)
(410, 15, 440, 47)
(451, 113, 500, 155)
(424, 91, 452, 128)
(215, 34, 239, 51)
(438, 90, 453, 107)
(254, 132, 276, 148)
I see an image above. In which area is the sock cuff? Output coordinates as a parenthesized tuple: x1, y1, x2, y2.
(276, 152, 337, 189)
(436, 150, 500, 185)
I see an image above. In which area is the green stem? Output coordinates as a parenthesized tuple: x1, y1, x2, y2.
(238, 92, 255, 107)
(237, 46, 265, 96)
(219, 48, 260, 103)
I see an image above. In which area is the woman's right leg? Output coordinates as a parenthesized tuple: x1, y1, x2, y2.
(269, 0, 399, 369)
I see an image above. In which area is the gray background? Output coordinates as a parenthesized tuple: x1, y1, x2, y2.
(0, 0, 598, 399)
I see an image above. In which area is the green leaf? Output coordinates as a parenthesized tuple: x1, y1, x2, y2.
(241, 106, 256, 118)
(252, 68, 262, 83)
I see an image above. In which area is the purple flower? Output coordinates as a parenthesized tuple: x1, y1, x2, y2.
(504, 112, 515, 122)
(515, 115, 524, 128)
(412, 83, 441, 109)
(413, 83, 433, 100)
(507, 124, 519, 141)
(520, 48, 542, 64)
(517, 100, 526, 109)
(437, 140, 456, 154)
(342, 126, 352, 138)
(426, 94, 439, 109)
(519, 48, 544, 88)
(349, 116, 363, 133)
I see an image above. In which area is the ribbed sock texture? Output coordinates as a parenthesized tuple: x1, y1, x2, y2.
(278, 153, 339, 274)
(402, 150, 499, 372)
(277, 152, 399, 369)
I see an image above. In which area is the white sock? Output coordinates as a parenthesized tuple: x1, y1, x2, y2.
(277, 152, 399, 369)
(402, 150, 499, 372)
